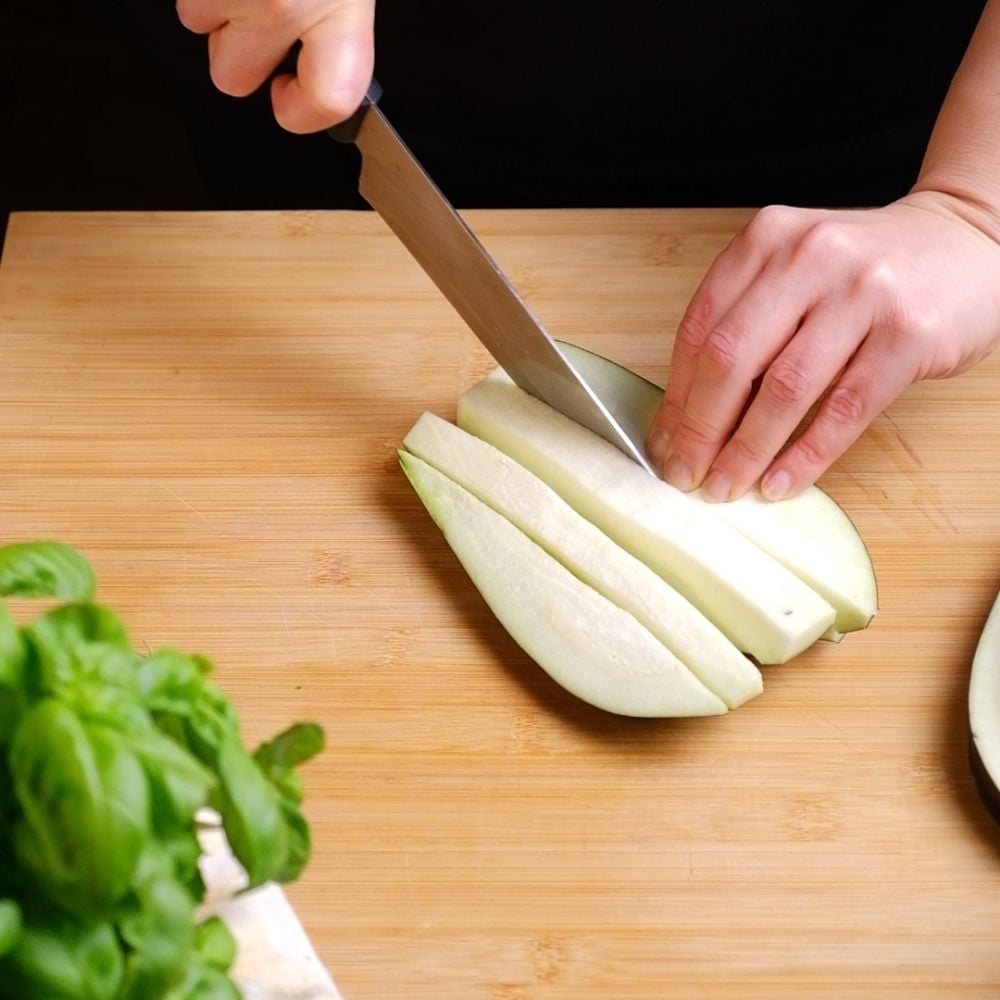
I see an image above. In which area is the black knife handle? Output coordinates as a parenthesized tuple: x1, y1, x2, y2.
(327, 79, 383, 144)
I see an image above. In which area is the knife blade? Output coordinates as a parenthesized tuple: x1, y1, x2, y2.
(329, 82, 654, 475)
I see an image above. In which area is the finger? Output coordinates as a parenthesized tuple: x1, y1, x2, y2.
(658, 256, 819, 491)
(648, 205, 817, 465)
(648, 234, 763, 459)
(208, 22, 300, 97)
(699, 298, 872, 502)
(176, 0, 228, 35)
(758, 327, 919, 499)
(271, 10, 375, 132)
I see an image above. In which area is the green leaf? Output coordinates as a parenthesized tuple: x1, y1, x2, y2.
(165, 964, 242, 1000)
(117, 872, 196, 1000)
(0, 915, 123, 1000)
(186, 682, 242, 762)
(0, 900, 21, 957)
(0, 541, 95, 601)
(213, 736, 289, 888)
(193, 916, 237, 972)
(10, 701, 151, 918)
(21, 603, 150, 734)
(269, 797, 312, 884)
(0, 543, 323, 998)
(253, 722, 325, 780)
(253, 723, 324, 883)
(0, 606, 26, 743)
(0, 605, 22, 675)
(24, 603, 132, 688)
(149, 673, 240, 770)
(128, 727, 215, 834)
(138, 649, 209, 717)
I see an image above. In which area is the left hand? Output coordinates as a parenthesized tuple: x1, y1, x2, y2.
(646, 191, 1000, 502)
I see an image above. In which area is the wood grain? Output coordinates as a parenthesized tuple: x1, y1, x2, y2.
(2, 209, 1000, 999)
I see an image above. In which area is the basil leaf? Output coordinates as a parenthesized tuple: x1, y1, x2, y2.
(0, 607, 25, 743)
(0, 542, 96, 601)
(185, 681, 241, 762)
(0, 915, 123, 1000)
(193, 915, 237, 972)
(117, 873, 196, 1000)
(22, 603, 133, 699)
(127, 728, 215, 833)
(165, 964, 241, 1000)
(269, 797, 312, 884)
(253, 723, 324, 883)
(253, 722, 325, 779)
(0, 605, 22, 676)
(0, 541, 323, 994)
(10, 701, 150, 917)
(0, 900, 21, 957)
(138, 649, 207, 717)
(213, 735, 289, 887)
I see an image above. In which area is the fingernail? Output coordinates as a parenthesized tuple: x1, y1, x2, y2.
(701, 469, 731, 503)
(761, 469, 792, 502)
(647, 428, 671, 467)
(663, 454, 695, 492)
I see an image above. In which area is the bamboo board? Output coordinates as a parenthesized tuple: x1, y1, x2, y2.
(2, 209, 1000, 998)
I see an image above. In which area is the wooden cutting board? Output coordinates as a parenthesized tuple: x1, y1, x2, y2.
(2, 209, 1000, 999)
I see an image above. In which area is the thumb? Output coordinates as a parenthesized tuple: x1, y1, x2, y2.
(270, 5, 375, 133)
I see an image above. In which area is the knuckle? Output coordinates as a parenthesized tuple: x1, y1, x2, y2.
(655, 398, 684, 432)
(896, 301, 942, 344)
(790, 433, 828, 470)
(703, 322, 746, 375)
(823, 382, 866, 427)
(264, 0, 303, 21)
(890, 305, 949, 377)
(856, 259, 899, 297)
(675, 303, 712, 352)
(744, 204, 795, 246)
(726, 434, 764, 467)
(799, 219, 854, 260)
(763, 357, 812, 406)
(677, 415, 725, 450)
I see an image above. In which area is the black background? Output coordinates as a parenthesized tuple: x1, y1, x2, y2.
(0, 1, 987, 252)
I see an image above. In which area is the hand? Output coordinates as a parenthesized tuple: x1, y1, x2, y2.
(175, 0, 375, 132)
(646, 191, 1000, 501)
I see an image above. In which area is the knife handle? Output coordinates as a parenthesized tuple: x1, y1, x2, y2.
(327, 80, 383, 144)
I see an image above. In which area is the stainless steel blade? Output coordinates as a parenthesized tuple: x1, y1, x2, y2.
(343, 102, 654, 474)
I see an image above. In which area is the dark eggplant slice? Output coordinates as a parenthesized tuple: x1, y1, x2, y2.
(969, 591, 1000, 820)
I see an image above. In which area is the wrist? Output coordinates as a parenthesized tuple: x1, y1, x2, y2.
(904, 183, 1000, 247)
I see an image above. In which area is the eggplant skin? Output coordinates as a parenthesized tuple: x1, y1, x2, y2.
(968, 736, 1000, 827)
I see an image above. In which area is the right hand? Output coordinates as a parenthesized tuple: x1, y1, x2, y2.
(175, 0, 375, 133)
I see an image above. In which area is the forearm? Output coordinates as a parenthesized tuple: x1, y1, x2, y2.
(913, 0, 1000, 237)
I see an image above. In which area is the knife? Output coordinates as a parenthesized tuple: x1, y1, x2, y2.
(329, 81, 655, 474)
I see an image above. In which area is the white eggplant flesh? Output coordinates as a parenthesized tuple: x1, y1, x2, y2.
(400, 451, 727, 718)
(403, 411, 761, 708)
(558, 341, 878, 635)
(457, 372, 836, 664)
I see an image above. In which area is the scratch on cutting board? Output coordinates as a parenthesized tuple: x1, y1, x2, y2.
(816, 714, 854, 749)
(882, 412, 924, 470)
(159, 483, 215, 526)
(261, 586, 337, 632)
(921, 485, 960, 535)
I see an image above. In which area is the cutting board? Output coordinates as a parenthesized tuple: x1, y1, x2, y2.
(2, 209, 1000, 999)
